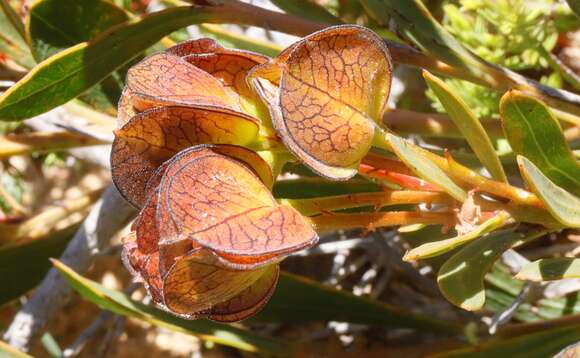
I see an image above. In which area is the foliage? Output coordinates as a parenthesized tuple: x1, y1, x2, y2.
(427, 0, 563, 117)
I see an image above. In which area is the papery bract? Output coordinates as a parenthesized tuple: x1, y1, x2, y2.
(122, 145, 318, 321)
(112, 38, 269, 207)
(250, 25, 393, 180)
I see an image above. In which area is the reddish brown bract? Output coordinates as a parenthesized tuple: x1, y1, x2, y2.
(249, 25, 393, 180)
(122, 145, 317, 321)
(113, 39, 318, 321)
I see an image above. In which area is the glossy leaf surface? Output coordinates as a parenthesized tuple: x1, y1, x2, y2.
(517, 156, 580, 228)
(53, 259, 289, 355)
(403, 212, 510, 261)
(423, 70, 506, 182)
(438, 231, 528, 311)
(516, 258, 580, 282)
(27, 0, 129, 61)
(0, 6, 225, 121)
(387, 134, 466, 202)
(27, 0, 130, 113)
(501, 91, 580, 196)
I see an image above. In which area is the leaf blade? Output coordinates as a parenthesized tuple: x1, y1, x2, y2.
(500, 91, 580, 196)
(254, 272, 462, 334)
(517, 155, 580, 228)
(403, 212, 510, 261)
(52, 259, 290, 355)
(516, 258, 580, 282)
(0, 6, 220, 121)
(433, 324, 580, 358)
(423, 70, 507, 182)
(386, 133, 466, 202)
(437, 230, 536, 311)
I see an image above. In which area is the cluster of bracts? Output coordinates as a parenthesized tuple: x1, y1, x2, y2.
(112, 25, 395, 321)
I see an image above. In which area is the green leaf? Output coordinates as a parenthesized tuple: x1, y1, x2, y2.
(273, 178, 381, 199)
(386, 133, 467, 202)
(432, 324, 580, 358)
(253, 272, 462, 334)
(403, 212, 511, 261)
(517, 156, 580, 228)
(438, 230, 537, 311)
(270, 0, 342, 24)
(27, 0, 128, 61)
(0, 6, 220, 121)
(200, 24, 281, 57)
(500, 91, 580, 196)
(0, 0, 35, 69)
(27, 0, 131, 114)
(0, 225, 76, 305)
(423, 70, 507, 183)
(0, 0, 25, 41)
(52, 259, 290, 355)
(566, 0, 580, 17)
(516, 258, 580, 282)
(0, 340, 33, 358)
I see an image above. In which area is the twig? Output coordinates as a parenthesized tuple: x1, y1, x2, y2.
(62, 283, 139, 357)
(62, 311, 115, 357)
(24, 107, 112, 169)
(2, 186, 136, 352)
(185, 0, 580, 117)
(488, 283, 531, 334)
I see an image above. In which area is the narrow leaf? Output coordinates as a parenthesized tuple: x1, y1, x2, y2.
(254, 272, 461, 334)
(423, 70, 507, 182)
(200, 24, 281, 57)
(438, 231, 535, 311)
(517, 156, 580, 228)
(386, 133, 467, 202)
(0, 0, 25, 42)
(500, 91, 580, 196)
(403, 212, 510, 261)
(433, 324, 580, 358)
(270, 0, 342, 24)
(0, 0, 34, 68)
(27, 0, 129, 61)
(0, 6, 222, 121)
(52, 259, 290, 355)
(516, 258, 580, 282)
(0, 340, 33, 358)
(0, 225, 75, 305)
(26, 0, 131, 113)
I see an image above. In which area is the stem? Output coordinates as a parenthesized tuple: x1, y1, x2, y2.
(0, 132, 105, 158)
(310, 211, 455, 233)
(371, 128, 544, 208)
(200, 24, 282, 57)
(3, 186, 136, 351)
(189, 0, 580, 119)
(361, 151, 413, 175)
(282, 190, 454, 216)
(0, 188, 104, 247)
(0, 185, 26, 215)
(542, 46, 580, 92)
(383, 108, 504, 139)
